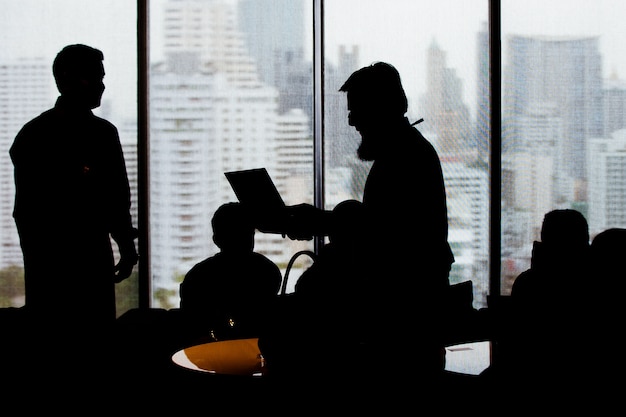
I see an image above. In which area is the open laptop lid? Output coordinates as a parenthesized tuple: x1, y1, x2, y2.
(224, 168, 286, 233)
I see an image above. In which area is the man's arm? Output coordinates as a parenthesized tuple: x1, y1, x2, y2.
(283, 203, 334, 240)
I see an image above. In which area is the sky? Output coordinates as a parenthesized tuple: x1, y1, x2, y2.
(2, 0, 626, 121)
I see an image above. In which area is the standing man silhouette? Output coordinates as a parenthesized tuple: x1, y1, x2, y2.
(261, 62, 455, 405)
(10, 44, 138, 328)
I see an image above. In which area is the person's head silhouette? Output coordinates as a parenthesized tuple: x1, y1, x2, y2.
(328, 199, 365, 247)
(211, 202, 255, 253)
(53, 44, 105, 110)
(339, 62, 409, 161)
(591, 227, 626, 279)
(532, 209, 590, 271)
(540, 209, 589, 249)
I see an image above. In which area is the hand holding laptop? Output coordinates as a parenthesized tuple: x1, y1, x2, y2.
(225, 168, 332, 239)
(283, 203, 332, 240)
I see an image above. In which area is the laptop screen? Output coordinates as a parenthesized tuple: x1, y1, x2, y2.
(224, 168, 286, 233)
(224, 168, 285, 209)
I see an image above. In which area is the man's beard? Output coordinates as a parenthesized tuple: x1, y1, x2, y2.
(357, 136, 376, 161)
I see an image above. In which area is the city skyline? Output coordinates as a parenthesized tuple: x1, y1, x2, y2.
(2, 0, 626, 310)
(4, 1, 626, 123)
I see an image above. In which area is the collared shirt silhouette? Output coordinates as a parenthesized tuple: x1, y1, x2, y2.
(10, 44, 137, 325)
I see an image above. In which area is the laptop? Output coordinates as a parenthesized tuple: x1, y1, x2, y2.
(224, 168, 287, 233)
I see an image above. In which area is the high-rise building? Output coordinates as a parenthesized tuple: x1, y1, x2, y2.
(442, 157, 490, 306)
(238, 0, 310, 118)
(475, 21, 490, 164)
(504, 35, 603, 184)
(0, 57, 52, 269)
(587, 129, 626, 236)
(421, 40, 472, 161)
(603, 75, 626, 137)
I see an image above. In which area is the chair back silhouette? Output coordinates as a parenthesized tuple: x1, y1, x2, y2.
(280, 250, 317, 295)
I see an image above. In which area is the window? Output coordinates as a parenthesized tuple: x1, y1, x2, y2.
(500, 0, 626, 294)
(0, 0, 138, 314)
(1, 0, 625, 317)
(323, 0, 490, 306)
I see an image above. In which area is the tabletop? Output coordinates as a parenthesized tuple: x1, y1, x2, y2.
(172, 337, 491, 377)
(171, 337, 265, 376)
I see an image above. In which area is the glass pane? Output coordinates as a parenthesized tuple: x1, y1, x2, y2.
(148, 0, 314, 308)
(501, 0, 626, 294)
(324, 0, 490, 308)
(0, 0, 138, 315)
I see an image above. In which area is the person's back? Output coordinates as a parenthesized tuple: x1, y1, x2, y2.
(179, 202, 281, 342)
(507, 209, 591, 394)
(589, 228, 626, 402)
(295, 199, 366, 298)
(511, 209, 591, 308)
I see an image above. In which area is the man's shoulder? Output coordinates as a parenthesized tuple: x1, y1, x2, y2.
(91, 113, 117, 130)
(10, 109, 56, 155)
(16, 108, 56, 132)
(511, 269, 538, 297)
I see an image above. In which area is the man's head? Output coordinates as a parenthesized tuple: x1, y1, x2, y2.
(540, 209, 590, 250)
(339, 62, 408, 161)
(53, 44, 105, 110)
(212, 202, 255, 253)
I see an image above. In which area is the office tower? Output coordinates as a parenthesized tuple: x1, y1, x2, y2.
(119, 125, 139, 232)
(238, 0, 311, 117)
(603, 75, 626, 136)
(421, 40, 472, 161)
(0, 57, 52, 270)
(587, 130, 626, 236)
(504, 35, 603, 184)
(149, 68, 279, 301)
(511, 103, 565, 230)
(237, 0, 305, 87)
(476, 21, 490, 164)
(442, 158, 489, 307)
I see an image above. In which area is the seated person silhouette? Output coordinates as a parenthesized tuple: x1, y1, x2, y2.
(179, 202, 282, 343)
(505, 209, 592, 397)
(294, 199, 366, 298)
(588, 227, 626, 402)
(590, 227, 626, 303)
(258, 200, 372, 404)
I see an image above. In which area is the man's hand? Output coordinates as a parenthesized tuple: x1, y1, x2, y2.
(114, 251, 138, 283)
(283, 203, 330, 240)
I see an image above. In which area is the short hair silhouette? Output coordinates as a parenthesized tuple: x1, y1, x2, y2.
(211, 202, 255, 252)
(591, 227, 626, 266)
(52, 44, 104, 93)
(540, 209, 589, 247)
(338, 61, 408, 116)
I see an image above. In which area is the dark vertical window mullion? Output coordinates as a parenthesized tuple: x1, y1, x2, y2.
(313, 0, 325, 253)
(489, 0, 502, 297)
(137, 0, 151, 308)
